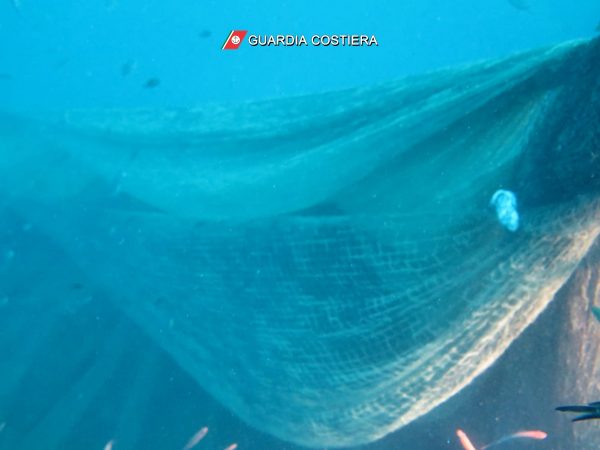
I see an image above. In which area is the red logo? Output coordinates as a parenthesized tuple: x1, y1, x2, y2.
(222, 30, 248, 50)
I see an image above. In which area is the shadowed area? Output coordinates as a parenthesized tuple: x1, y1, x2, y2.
(0, 37, 599, 448)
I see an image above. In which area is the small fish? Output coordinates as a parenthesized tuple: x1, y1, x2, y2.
(482, 429, 547, 448)
(183, 426, 208, 450)
(120, 60, 137, 76)
(512, 430, 547, 440)
(508, 0, 530, 11)
(557, 401, 600, 421)
(557, 404, 598, 412)
(224, 444, 238, 450)
(0, 422, 5, 432)
(103, 440, 115, 450)
(143, 78, 160, 89)
(198, 30, 212, 39)
(456, 429, 477, 450)
(573, 413, 600, 421)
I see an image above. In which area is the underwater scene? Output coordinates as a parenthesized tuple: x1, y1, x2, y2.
(1, 1, 600, 449)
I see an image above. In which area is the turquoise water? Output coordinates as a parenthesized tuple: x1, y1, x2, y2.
(1, 0, 599, 111)
(1, 2, 600, 450)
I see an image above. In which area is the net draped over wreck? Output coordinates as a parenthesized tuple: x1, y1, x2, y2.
(0, 38, 599, 448)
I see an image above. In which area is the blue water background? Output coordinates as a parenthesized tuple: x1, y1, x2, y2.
(0, 0, 599, 112)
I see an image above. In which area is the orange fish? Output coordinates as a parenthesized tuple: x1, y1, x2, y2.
(513, 430, 547, 440)
(456, 429, 477, 450)
(482, 429, 547, 449)
(183, 426, 209, 450)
